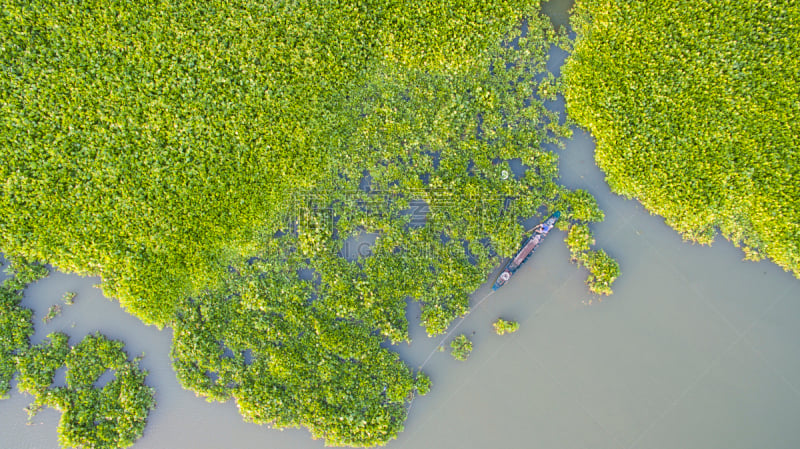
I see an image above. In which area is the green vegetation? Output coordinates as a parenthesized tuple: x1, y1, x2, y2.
(415, 372, 432, 397)
(564, 0, 800, 278)
(493, 319, 520, 335)
(580, 250, 620, 296)
(170, 252, 421, 447)
(2, 258, 49, 291)
(43, 304, 62, 323)
(20, 333, 156, 449)
(556, 189, 606, 224)
(62, 291, 76, 306)
(565, 223, 594, 255)
(1, 0, 572, 328)
(565, 223, 620, 295)
(1, 260, 155, 449)
(0, 259, 46, 398)
(15, 333, 70, 397)
(450, 335, 474, 361)
(1, 1, 620, 445)
(558, 191, 620, 295)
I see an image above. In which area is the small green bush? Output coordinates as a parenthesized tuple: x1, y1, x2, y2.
(415, 372, 432, 396)
(62, 292, 76, 305)
(43, 305, 62, 323)
(583, 250, 621, 296)
(493, 319, 520, 335)
(450, 335, 473, 361)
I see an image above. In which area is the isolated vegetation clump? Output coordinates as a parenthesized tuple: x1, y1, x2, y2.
(565, 223, 620, 295)
(0, 259, 155, 449)
(21, 333, 156, 449)
(581, 250, 620, 296)
(415, 372, 433, 396)
(493, 319, 520, 335)
(566, 223, 594, 255)
(564, 0, 800, 278)
(450, 335, 474, 361)
(62, 291, 76, 305)
(43, 304, 62, 323)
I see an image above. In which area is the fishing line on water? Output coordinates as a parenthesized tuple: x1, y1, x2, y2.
(417, 288, 497, 370)
(406, 288, 497, 414)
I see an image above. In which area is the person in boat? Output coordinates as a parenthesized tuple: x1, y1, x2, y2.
(527, 222, 550, 246)
(499, 271, 511, 282)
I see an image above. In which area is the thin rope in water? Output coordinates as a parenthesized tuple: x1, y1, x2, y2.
(416, 225, 542, 369)
(406, 288, 497, 415)
(417, 288, 497, 370)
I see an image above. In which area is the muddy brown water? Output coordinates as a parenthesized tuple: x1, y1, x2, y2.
(3, 1, 800, 448)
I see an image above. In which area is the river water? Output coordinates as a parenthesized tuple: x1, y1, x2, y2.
(3, 1, 800, 448)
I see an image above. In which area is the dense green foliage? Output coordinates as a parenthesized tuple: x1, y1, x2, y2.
(450, 335, 473, 361)
(15, 332, 70, 396)
(2, 0, 566, 327)
(19, 333, 156, 449)
(555, 189, 605, 224)
(0, 284, 31, 398)
(171, 249, 423, 447)
(559, 193, 620, 295)
(580, 250, 620, 296)
(493, 318, 520, 335)
(565, 223, 593, 255)
(164, 13, 614, 441)
(564, 0, 800, 277)
(2, 258, 49, 290)
(414, 372, 432, 397)
(1, 1, 621, 445)
(298, 28, 576, 340)
(0, 259, 46, 398)
(565, 223, 620, 295)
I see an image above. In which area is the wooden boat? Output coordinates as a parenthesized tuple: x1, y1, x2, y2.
(492, 211, 560, 290)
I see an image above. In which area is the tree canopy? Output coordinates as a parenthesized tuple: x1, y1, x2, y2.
(564, 0, 800, 277)
(1, 1, 619, 445)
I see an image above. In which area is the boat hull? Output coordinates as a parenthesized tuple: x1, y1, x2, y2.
(492, 212, 560, 290)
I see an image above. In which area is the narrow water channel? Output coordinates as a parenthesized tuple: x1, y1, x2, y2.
(2, 1, 799, 448)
